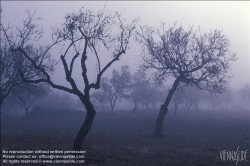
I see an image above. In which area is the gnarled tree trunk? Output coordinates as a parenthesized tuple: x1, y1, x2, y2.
(73, 99, 96, 150)
(154, 77, 181, 138)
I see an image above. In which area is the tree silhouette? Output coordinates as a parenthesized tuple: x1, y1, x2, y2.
(100, 65, 131, 115)
(0, 39, 47, 106)
(128, 70, 147, 113)
(11, 83, 50, 116)
(91, 90, 108, 112)
(171, 86, 184, 116)
(1, 8, 138, 150)
(135, 23, 237, 138)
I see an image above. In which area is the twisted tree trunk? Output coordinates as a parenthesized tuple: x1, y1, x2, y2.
(154, 105, 168, 138)
(154, 77, 181, 138)
(73, 99, 96, 150)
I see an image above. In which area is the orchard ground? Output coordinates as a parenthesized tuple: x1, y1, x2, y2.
(1, 108, 250, 166)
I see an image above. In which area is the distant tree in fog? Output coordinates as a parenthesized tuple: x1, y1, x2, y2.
(138, 80, 154, 111)
(0, 41, 36, 105)
(171, 86, 184, 116)
(218, 87, 234, 109)
(203, 87, 234, 111)
(0, 45, 20, 104)
(34, 90, 75, 111)
(100, 65, 131, 115)
(136, 23, 237, 138)
(138, 81, 163, 111)
(1, 8, 139, 150)
(182, 84, 204, 114)
(128, 69, 164, 113)
(0, 39, 51, 113)
(91, 91, 108, 112)
(11, 83, 50, 116)
(128, 70, 147, 113)
(239, 84, 250, 109)
(1, 95, 20, 117)
(239, 84, 250, 100)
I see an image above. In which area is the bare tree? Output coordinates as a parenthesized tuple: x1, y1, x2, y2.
(91, 91, 108, 112)
(11, 83, 50, 116)
(1, 8, 138, 150)
(135, 23, 237, 138)
(0, 43, 25, 105)
(138, 80, 154, 111)
(217, 87, 234, 110)
(239, 84, 250, 99)
(128, 70, 148, 113)
(128, 69, 164, 113)
(171, 86, 184, 116)
(206, 95, 221, 111)
(1, 40, 47, 113)
(239, 83, 250, 109)
(182, 85, 203, 114)
(100, 65, 131, 115)
(34, 90, 77, 112)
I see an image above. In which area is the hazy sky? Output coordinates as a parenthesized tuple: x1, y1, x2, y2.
(1, 1, 250, 91)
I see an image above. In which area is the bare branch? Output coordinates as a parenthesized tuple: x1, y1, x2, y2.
(136, 24, 237, 94)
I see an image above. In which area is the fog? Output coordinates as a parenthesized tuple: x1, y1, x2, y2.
(1, 1, 250, 90)
(1, 1, 250, 165)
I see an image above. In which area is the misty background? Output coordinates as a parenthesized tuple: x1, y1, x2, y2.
(1, 1, 250, 113)
(1, 2, 250, 165)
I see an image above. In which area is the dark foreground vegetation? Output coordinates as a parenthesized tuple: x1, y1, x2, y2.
(2, 109, 250, 166)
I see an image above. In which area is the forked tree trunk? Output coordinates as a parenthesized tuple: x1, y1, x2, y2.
(154, 77, 181, 138)
(73, 99, 96, 150)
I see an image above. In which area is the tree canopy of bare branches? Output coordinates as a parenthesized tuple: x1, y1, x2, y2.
(0, 39, 46, 105)
(135, 23, 237, 138)
(1, 7, 139, 150)
(0, 45, 23, 103)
